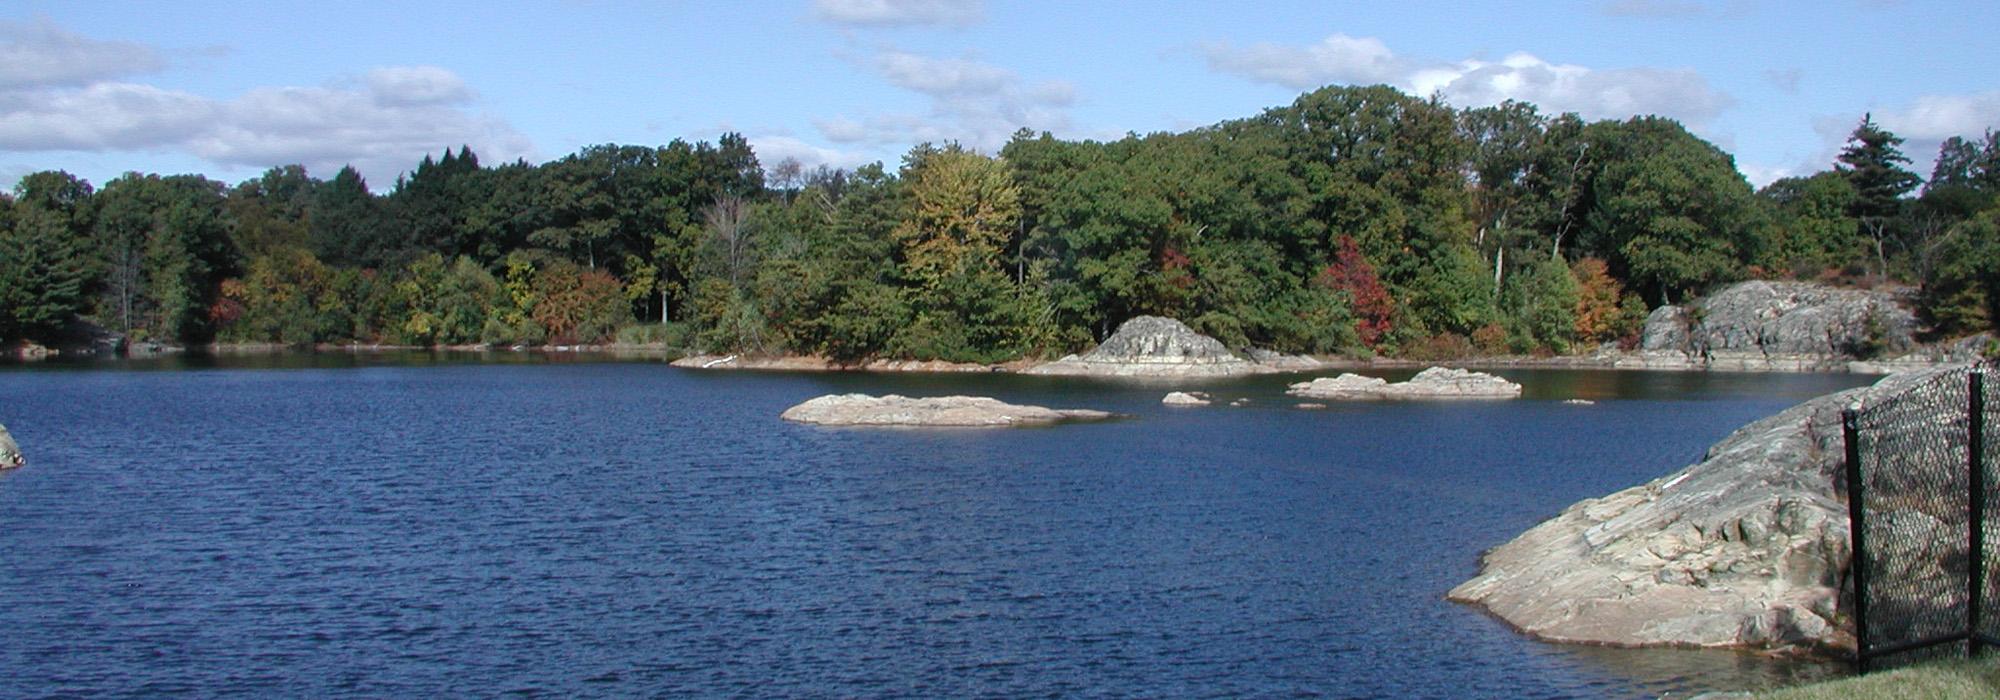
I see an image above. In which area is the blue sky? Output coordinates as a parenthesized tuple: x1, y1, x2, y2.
(3, 0, 1996, 193)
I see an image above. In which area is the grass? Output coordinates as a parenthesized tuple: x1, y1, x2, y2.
(1754, 658, 2000, 699)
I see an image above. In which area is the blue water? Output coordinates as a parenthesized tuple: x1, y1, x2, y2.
(0, 357, 1875, 698)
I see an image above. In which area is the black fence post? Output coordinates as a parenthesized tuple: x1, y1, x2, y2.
(1845, 407, 1870, 672)
(1971, 371, 1987, 657)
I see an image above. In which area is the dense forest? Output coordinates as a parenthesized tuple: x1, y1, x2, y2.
(4, 84, 1999, 361)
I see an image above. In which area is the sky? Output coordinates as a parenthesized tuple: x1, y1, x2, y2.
(2, 0, 1996, 193)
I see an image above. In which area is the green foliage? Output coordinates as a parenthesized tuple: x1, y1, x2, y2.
(26, 83, 2000, 356)
(614, 322, 688, 347)
(1498, 255, 1580, 353)
(1759, 173, 1861, 274)
(1917, 209, 2000, 336)
(221, 247, 342, 345)
(0, 205, 92, 342)
(390, 254, 503, 346)
(690, 277, 768, 353)
(1582, 117, 1758, 303)
(1838, 114, 1923, 221)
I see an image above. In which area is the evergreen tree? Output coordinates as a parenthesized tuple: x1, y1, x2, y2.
(1835, 114, 1921, 276)
(0, 205, 92, 342)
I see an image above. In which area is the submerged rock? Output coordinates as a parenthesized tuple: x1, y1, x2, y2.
(1448, 365, 1967, 651)
(0, 423, 20, 468)
(1286, 367, 1522, 400)
(781, 394, 1115, 427)
(1638, 281, 1918, 371)
(1026, 316, 1320, 377)
(1161, 391, 1210, 407)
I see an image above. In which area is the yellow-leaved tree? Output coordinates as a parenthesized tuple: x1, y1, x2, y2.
(893, 145, 1022, 287)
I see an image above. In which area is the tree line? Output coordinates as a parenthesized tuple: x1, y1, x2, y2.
(3, 84, 1997, 361)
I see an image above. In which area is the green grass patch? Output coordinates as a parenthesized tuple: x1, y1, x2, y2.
(1755, 658, 2000, 700)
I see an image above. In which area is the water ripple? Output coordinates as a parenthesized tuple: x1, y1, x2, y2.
(0, 362, 1871, 698)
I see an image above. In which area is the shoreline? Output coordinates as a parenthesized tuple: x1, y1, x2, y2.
(9, 342, 1971, 376)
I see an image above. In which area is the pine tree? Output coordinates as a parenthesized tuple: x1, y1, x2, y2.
(1836, 114, 1921, 277)
(0, 206, 92, 342)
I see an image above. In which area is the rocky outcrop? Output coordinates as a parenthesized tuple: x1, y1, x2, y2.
(1637, 281, 1918, 371)
(1448, 365, 1965, 651)
(780, 394, 1115, 427)
(1161, 391, 1210, 407)
(0, 423, 21, 468)
(1025, 316, 1320, 377)
(1287, 367, 1522, 400)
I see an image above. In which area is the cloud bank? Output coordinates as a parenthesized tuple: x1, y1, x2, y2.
(814, 49, 1074, 154)
(1203, 33, 1733, 128)
(0, 19, 534, 188)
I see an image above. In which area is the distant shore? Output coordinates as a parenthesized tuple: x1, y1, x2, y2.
(8, 342, 1965, 376)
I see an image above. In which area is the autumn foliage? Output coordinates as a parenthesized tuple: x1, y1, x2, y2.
(1317, 235, 1396, 348)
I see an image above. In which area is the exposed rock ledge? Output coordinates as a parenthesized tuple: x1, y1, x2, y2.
(1448, 365, 1964, 651)
(1637, 280, 1918, 372)
(1287, 367, 1522, 399)
(781, 394, 1116, 427)
(0, 422, 21, 468)
(1025, 316, 1321, 377)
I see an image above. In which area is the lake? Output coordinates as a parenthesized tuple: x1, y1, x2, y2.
(0, 355, 1878, 698)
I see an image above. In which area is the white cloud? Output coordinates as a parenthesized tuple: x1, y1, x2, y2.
(818, 49, 1075, 152)
(0, 16, 162, 90)
(1874, 92, 2000, 142)
(1737, 162, 1800, 189)
(876, 51, 1013, 96)
(1869, 92, 2000, 180)
(747, 134, 876, 172)
(0, 75, 533, 188)
(363, 66, 474, 107)
(811, 0, 982, 27)
(1203, 34, 1406, 89)
(1203, 34, 1733, 128)
(1788, 94, 2000, 184)
(0, 82, 214, 150)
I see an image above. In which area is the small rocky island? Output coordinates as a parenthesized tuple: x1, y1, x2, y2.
(781, 394, 1116, 427)
(0, 423, 21, 468)
(1287, 367, 1522, 400)
(1025, 316, 1320, 377)
(1449, 364, 1963, 651)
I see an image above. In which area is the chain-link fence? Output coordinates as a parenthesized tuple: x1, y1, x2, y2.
(1844, 364, 2000, 671)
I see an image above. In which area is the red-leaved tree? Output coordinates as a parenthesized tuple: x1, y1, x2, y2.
(1316, 235, 1395, 348)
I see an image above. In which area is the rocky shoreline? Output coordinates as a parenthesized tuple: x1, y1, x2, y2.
(1448, 364, 1971, 653)
(15, 281, 1990, 375)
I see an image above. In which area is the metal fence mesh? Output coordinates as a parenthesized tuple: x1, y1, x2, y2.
(1849, 364, 2000, 670)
